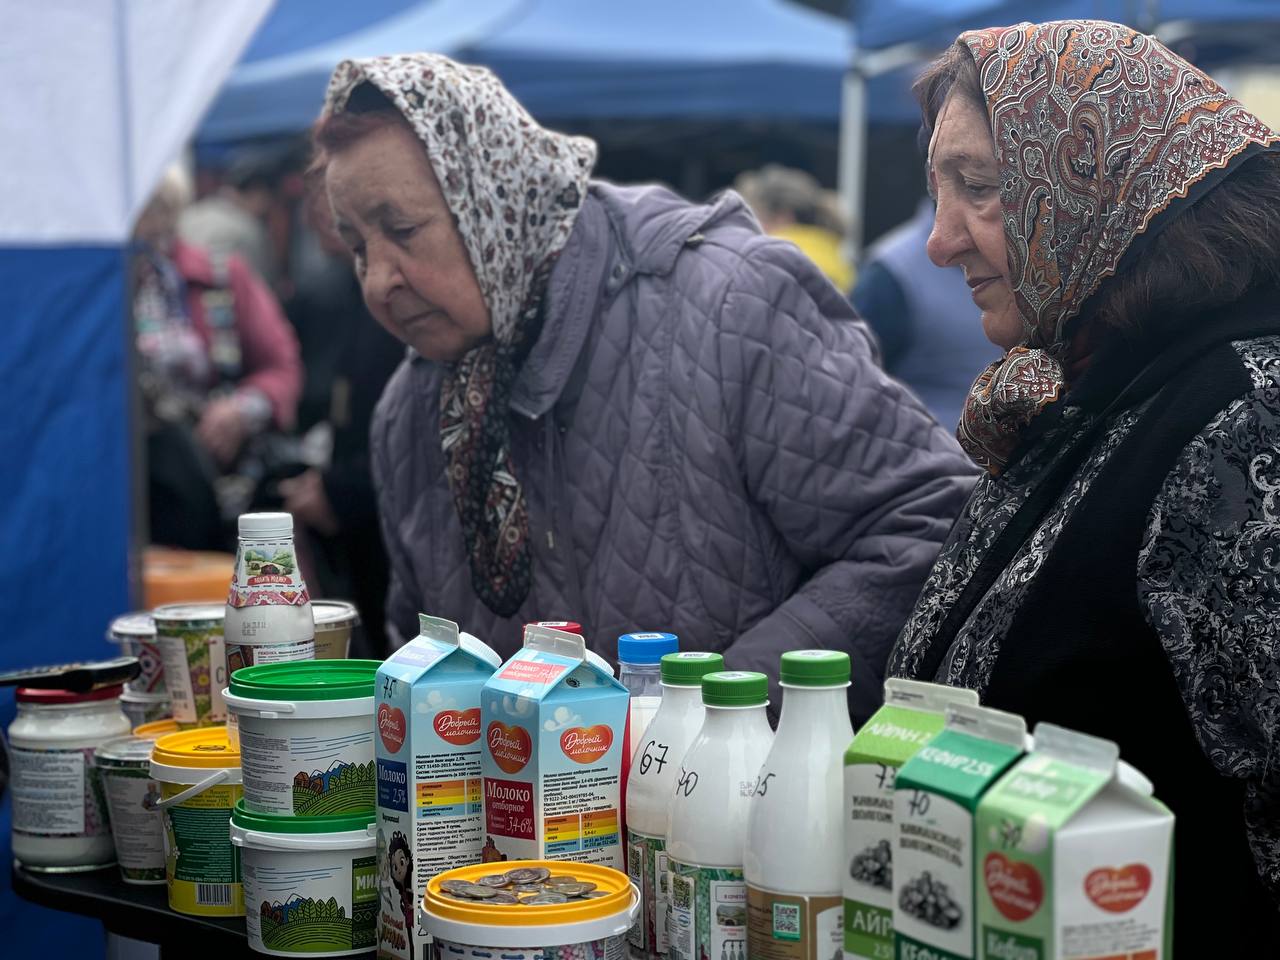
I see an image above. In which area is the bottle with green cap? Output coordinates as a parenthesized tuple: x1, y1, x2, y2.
(667, 671, 774, 960)
(743, 650, 853, 960)
(625, 651, 724, 960)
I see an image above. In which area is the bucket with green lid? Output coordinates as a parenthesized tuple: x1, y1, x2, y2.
(222, 660, 379, 816)
(230, 801, 378, 957)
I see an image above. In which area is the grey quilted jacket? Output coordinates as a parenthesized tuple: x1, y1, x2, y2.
(371, 181, 978, 721)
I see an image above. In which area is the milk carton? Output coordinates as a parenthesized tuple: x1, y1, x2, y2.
(975, 724, 1173, 960)
(845, 679, 979, 960)
(480, 624, 628, 870)
(374, 614, 500, 960)
(892, 703, 1026, 960)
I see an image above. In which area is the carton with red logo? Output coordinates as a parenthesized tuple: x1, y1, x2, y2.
(374, 614, 500, 960)
(975, 723, 1173, 960)
(480, 624, 629, 870)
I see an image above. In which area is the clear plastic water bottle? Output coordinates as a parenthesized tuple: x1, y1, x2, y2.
(617, 632, 680, 759)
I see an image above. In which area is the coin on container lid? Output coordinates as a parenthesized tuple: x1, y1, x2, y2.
(553, 882, 596, 897)
(487, 892, 519, 904)
(523, 891, 569, 905)
(512, 883, 545, 894)
(582, 890, 610, 899)
(440, 880, 475, 896)
(544, 875, 579, 886)
(505, 866, 551, 884)
(457, 882, 498, 899)
(477, 874, 513, 888)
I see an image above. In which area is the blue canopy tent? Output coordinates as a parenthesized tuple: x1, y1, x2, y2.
(200, 0, 899, 142)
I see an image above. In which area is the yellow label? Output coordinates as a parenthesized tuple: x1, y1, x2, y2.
(161, 780, 244, 917)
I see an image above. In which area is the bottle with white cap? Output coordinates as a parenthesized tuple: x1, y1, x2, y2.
(626, 650, 725, 960)
(745, 650, 853, 960)
(223, 512, 315, 743)
(667, 671, 774, 960)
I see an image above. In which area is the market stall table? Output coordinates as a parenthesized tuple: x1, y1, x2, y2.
(12, 862, 377, 959)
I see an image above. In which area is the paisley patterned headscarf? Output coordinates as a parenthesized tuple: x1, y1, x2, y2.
(323, 55, 597, 616)
(952, 20, 1280, 473)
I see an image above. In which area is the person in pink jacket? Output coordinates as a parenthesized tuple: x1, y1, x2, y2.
(133, 166, 302, 549)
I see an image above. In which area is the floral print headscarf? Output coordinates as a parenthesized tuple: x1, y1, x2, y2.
(953, 20, 1280, 473)
(323, 55, 597, 616)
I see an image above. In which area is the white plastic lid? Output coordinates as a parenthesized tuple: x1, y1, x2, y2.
(238, 512, 293, 538)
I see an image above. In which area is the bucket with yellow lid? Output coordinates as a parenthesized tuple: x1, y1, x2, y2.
(150, 727, 244, 917)
(134, 718, 181, 739)
(421, 860, 639, 960)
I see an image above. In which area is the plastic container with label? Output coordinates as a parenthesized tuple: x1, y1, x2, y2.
(625, 651, 724, 960)
(422, 859, 639, 960)
(8, 685, 130, 871)
(107, 611, 165, 694)
(96, 735, 168, 884)
(666, 672, 774, 960)
(152, 603, 227, 728)
(120, 689, 172, 729)
(745, 651, 853, 960)
(231, 802, 378, 957)
(223, 659, 379, 817)
(151, 727, 245, 916)
(312, 601, 360, 660)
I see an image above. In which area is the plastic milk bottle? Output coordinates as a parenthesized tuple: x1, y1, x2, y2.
(223, 512, 315, 745)
(627, 651, 725, 960)
(843, 679, 979, 960)
(746, 651, 854, 960)
(667, 671, 774, 960)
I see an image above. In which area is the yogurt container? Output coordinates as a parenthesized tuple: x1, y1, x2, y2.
(223, 659, 378, 816)
(134, 718, 181, 739)
(231, 802, 378, 957)
(313, 601, 360, 660)
(151, 727, 245, 916)
(120, 689, 172, 729)
(153, 602, 227, 727)
(96, 735, 167, 884)
(423, 860, 639, 960)
(108, 611, 165, 694)
(7, 685, 131, 872)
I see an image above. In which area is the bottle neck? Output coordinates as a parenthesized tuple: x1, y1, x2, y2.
(659, 683, 704, 706)
(619, 661, 661, 676)
(776, 684, 852, 738)
(701, 702, 771, 734)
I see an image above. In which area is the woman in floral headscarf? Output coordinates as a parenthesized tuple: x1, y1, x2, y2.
(310, 55, 977, 721)
(889, 20, 1280, 945)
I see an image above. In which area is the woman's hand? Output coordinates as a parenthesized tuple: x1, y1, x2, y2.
(196, 396, 251, 468)
(280, 469, 341, 537)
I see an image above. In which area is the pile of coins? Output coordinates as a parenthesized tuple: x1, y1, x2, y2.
(438, 867, 611, 906)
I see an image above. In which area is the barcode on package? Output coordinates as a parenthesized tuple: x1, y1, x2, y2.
(772, 902, 801, 940)
(197, 883, 232, 906)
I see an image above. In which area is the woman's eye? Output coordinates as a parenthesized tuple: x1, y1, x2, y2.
(389, 224, 419, 242)
(963, 180, 996, 198)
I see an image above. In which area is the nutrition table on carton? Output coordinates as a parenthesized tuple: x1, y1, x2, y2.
(13, 862, 376, 960)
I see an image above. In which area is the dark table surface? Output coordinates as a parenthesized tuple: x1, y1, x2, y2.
(12, 863, 376, 959)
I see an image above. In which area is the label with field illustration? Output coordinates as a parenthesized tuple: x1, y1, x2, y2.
(669, 861, 748, 960)
(243, 851, 377, 954)
(238, 721, 375, 816)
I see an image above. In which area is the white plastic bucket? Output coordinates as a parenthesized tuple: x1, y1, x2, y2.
(222, 660, 378, 817)
(96, 735, 166, 884)
(230, 803, 378, 957)
(313, 601, 360, 660)
(150, 728, 244, 916)
(120, 689, 172, 729)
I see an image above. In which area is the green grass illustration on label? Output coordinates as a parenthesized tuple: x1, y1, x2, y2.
(292, 760, 375, 815)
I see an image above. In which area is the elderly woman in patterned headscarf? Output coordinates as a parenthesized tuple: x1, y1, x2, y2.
(888, 20, 1280, 946)
(310, 55, 978, 720)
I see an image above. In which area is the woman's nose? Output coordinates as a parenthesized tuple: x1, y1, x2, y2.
(362, 242, 402, 306)
(926, 199, 968, 269)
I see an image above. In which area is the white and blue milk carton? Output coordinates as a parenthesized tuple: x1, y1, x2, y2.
(374, 614, 500, 960)
(480, 624, 629, 870)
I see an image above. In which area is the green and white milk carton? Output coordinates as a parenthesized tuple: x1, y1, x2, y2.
(892, 703, 1026, 960)
(975, 723, 1173, 960)
(845, 679, 979, 960)
(374, 614, 501, 960)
